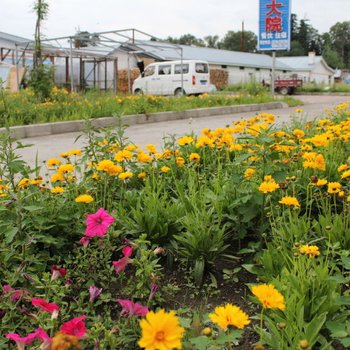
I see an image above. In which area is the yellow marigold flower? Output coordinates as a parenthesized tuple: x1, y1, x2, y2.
(145, 144, 157, 154)
(251, 284, 286, 311)
(314, 179, 327, 187)
(161, 166, 170, 173)
(51, 187, 65, 194)
(338, 164, 349, 172)
(137, 152, 153, 163)
(75, 194, 94, 203)
(58, 164, 74, 174)
(264, 175, 273, 182)
(176, 157, 185, 168)
(18, 178, 30, 188)
(68, 149, 82, 157)
(60, 152, 70, 158)
(115, 150, 133, 162)
(138, 310, 185, 350)
(279, 196, 300, 207)
(293, 129, 305, 138)
(51, 332, 81, 350)
(124, 144, 138, 151)
(47, 158, 61, 168)
(118, 171, 133, 180)
(138, 172, 147, 179)
(209, 304, 250, 330)
(244, 168, 256, 179)
(189, 153, 201, 162)
(299, 245, 320, 258)
(341, 170, 350, 179)
(327, 182, 341, 194)
(178, 135, 194, 146)
(258, 181, 280, 194)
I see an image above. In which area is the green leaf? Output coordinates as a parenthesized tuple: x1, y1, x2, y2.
(189, 336, 211, 350)
(4, 227, 18, 244)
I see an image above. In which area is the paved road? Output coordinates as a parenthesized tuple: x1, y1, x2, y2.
(17, 95, 350, 167)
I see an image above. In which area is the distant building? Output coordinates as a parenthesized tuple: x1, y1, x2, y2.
(276, 52, 335, 85)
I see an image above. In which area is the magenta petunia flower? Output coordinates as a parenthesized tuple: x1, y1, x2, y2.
(85, 208, 115, 237)
(6, 332, 37, 350)
(31, 298, 60, 315)
(60, 315, 87, 338)
(79, 236, 91, 247)
(35, 328, 52, 350)
(51, 265, 67, 281)
(117, 299, 149, 317)
(112, 246, 133, 273)
(3, 284, 28, 302)
(89, 285, 103, 303)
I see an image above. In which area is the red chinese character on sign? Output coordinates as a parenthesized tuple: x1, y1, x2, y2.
(266, 17, 282, 32)
(266, 0, 282, 16)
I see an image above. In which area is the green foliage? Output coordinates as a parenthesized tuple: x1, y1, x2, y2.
(28, 64, 55, 101)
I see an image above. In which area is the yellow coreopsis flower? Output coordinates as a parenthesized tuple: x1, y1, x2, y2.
(145, 144, 157, 154)
(209, 304, 250, 330)
(47, 158, 61, 168)
(327, 182, 341, 194)
(258, 181, 280, 194)
(138, 310, 185, 350)
(138, 172, 147, 179)
(67, 149, 82, 157)
(341, 170, 350, 179)
(299, 245, 320, 258)
(176, 157, 185, 168)
(279, 196, 300, 207)
(189, 153, 201, 162)
(177, 135, 194, 146)
(51, 187, 65, 194)
(50, 173, 64, 183)
(114, 150, 133, 162)
(57, 164, 74, 174)
(160, 166, 170, 173)
(75, 194, 94, 203)
(18, 178, 30, 189)
(118, 171, 133, 180)
(251, 284, 286, 311)
(293, 129, 305, 139)
(138, 152, 153, 163)
(314, 179, 327, 187)
(244, 168, 256, 179)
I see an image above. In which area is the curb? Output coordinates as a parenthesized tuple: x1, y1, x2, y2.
(1, 102, 287, 140)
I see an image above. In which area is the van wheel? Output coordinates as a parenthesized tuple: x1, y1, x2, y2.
(134, 89, 143, 95)
(174, 88, 185, 96)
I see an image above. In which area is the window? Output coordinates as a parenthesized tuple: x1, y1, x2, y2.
(221, 65, 227, 69)
(255, 68, 260, 71)
(174, 64, 189, 74)
(195, 63, 209, 73)
(144, 66, 155, 77)
(239, 66, 245, 70)
(158, 65, 171, 75)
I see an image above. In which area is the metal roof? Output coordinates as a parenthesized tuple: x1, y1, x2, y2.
(276, 56, 334, 73)
(0, 31, 32, 44)
(123, 40, 292, 71)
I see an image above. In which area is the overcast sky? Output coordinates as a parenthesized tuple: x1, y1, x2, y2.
(1, 0, 349, 41)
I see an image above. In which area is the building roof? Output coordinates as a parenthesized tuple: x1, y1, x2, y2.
(276, 56, 335, 73)
(0, 31, 32, 44)
(123, 40, 292, 71)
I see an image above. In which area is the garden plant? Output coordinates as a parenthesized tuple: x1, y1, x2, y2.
(0, 90, 350, 349)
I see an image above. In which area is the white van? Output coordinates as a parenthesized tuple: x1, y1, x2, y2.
(132, 60, 213, 96)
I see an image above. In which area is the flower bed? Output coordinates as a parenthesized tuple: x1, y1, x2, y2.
(0, 102, 350, 349)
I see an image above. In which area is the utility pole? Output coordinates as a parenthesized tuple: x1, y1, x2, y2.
(241, 21, 245, 52)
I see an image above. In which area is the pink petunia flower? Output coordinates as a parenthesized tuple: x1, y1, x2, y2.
(85, 208, 115, 237)
(31, 298, 60, 319)
(51, 265, 67, 281)
(117, 299, 149, 317)
(112, 246, 133, 273)
(60, 315, 87, 338)
(3, 284, 28, 302)
(79, 236, 91, 247)
(89, 285, 102, 303)
(35, 328, 52, 350)
(6, 332, 37, 350)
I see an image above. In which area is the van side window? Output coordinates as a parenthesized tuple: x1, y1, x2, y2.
(144, 66, 155, 77)
(174, 64, 189, 74)
(158, 65, 171, 75)
(195, 63, 209, 73)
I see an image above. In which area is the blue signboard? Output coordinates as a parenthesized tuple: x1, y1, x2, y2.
(258, 0, 291, 51)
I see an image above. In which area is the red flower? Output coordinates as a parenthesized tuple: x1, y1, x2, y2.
(117, 299, 149, 317)
(6, 332, 37, 350)
(31, 298, 60, 314)
(35, 327, 52, 350)
(85, 208, 115, 237)
(60, 315, 87, 338)
(112, 246, 133, 273)
(3, 284, 28, 302)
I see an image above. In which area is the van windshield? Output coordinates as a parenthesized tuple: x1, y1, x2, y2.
(195, 63, 209, 73)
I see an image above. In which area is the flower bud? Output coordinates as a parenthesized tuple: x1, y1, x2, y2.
(202, 327, 212, 336)
(299, 339, 309, 349)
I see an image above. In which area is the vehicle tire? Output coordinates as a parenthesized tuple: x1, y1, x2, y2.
(174, 88, 185, 96)
(134, 89, 143, 95)
(279, 87, 288, 95)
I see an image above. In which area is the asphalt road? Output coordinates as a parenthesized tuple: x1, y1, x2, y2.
(17, 94, 350, 168)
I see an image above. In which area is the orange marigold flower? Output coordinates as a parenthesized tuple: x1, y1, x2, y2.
(252, 284, 285, 311)
(51, 332, 81, 350)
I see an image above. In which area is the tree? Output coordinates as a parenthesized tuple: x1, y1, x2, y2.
(33, 0, 49, 68)
(204, 35, 220, 49)
(220, 30, 257, 52)
(329, 21, 350, 68)
(166, 34, 205, 47)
